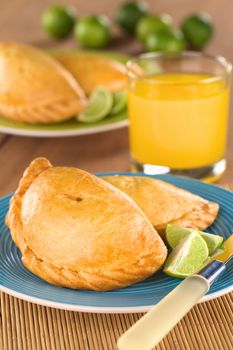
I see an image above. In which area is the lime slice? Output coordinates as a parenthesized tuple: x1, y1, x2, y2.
(166, 224, 192, 248)
(164, 232, 209, 278)
(111, 90, 127, 115)
(78, 86, 113, 123)
(200, 231, 223, 256)
(210, 246, 224, 258)
(166, 224, 223, 255)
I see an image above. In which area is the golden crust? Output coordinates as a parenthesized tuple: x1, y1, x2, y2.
(6, 158, 167, 291)
(0, 42, 87, 123)
(5, 157, 52, 252)
(52, 51, 127, 95)
(103, 176, 219, 238)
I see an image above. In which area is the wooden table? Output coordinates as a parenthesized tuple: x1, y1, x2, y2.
(0, 0, 233, 196)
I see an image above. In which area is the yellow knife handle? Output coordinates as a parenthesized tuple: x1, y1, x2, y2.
(117, 275, 209, 350)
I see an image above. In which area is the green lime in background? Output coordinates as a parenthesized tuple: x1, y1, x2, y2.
(74, 15, 111, 49)
(42, 5, 76, 39)
(181, 13, 213, 49)
(116, 1, 148, 34)
(145, 29, 185, 52)
(136, 14, 173, 43)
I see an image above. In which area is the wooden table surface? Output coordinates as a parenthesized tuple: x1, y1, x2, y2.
(0, 0, 233, 196)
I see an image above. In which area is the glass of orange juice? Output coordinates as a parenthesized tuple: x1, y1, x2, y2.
(127, 52, 232, 182)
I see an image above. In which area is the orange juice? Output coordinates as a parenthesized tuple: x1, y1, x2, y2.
(128, 73, 229, 169)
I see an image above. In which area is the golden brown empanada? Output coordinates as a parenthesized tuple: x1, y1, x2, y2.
(0, 42, 87, 123)
(6, 158, 167, 291)
(52, 51, 127, 95)
(103, 176, 219, 238)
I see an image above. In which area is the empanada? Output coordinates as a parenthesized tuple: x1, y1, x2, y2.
(0, 42, 86, 123)
(103, 176, 219, 237)
(52, 51, 127, 95)
(6, 158, 167, 291)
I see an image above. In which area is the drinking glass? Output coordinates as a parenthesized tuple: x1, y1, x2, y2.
(127, 52, 232, 182)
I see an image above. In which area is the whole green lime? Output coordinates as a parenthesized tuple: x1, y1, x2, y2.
(74, 15, 111, 49)
(181, 13, 213, 49)
(116, 1, 148, 34)
(136, 14, 173, 43)
(145, 29, 186, 52)
(42, 5, 76, 39)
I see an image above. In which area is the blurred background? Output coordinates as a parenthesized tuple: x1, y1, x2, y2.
(1, 0, 231, 56)
(0, 0, 232, 195)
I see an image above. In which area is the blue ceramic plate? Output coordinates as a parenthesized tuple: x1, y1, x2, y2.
(0, 174, 233, 313)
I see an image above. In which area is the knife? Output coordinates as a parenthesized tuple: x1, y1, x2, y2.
(117, 234, 233, 350)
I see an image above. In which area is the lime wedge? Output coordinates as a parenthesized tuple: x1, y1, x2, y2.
(164, 232, 209, 278)
(200, 231, 223, 255)
(78, 85, 113, 123)
(166, 224, 223, 255)
(210, 245, 224, 258)
(111, 90, 128, 115)
(166, 224, 192, 248)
